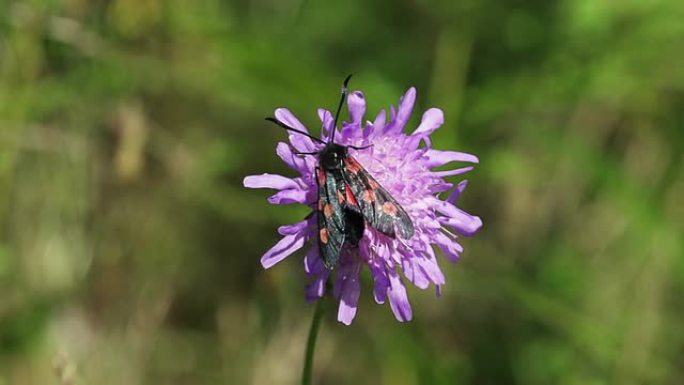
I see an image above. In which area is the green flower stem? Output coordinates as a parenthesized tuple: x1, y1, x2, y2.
(302, 298, 325, 385)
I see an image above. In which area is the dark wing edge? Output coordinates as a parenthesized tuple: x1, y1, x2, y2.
(316, 168, 346, 269)
(341, 157, 415, 239)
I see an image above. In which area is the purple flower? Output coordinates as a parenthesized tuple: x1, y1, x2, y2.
(244, 86, 482, 325)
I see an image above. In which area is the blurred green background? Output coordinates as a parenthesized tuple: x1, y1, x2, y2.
(1, 0, 683, 384)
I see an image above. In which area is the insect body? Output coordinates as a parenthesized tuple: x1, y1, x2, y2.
(267, 75, 414, 269)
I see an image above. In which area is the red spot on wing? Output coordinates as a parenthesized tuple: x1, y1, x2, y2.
(344, 157, 363, 174)
(363, 189, 376, 203)
(337, 190, 346, 204)
(317, 169, 326, 186)
(319, 228, 329, 244)
(323, 203, 334, 218)
(345, 185, 359, 208)
(382, 202, 398, 216)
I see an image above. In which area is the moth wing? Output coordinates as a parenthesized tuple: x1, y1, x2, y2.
(316, 168, 347, 269)
(341, 156, 415, 239)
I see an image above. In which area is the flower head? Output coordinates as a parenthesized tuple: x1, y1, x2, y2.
(244, 85, 482, 325)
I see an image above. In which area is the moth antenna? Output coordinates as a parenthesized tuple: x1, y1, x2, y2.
(331, 74, 352, 144)
(265, 117, 325, 144)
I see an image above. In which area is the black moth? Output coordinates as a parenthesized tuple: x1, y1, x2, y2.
(266, 75, 415, 269)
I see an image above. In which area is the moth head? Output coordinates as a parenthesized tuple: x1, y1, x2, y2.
(320, 143, 348, 170)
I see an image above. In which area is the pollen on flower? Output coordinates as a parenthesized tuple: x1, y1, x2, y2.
(243, 84, 482, 325)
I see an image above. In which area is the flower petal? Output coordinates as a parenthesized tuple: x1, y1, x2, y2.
(261, 232, 308, 269)
(366, 109, 386, 137)
(447, 180, 469, 204)
(276, 142, 313, 175)
(340, 122, 360, 142)
(244, 174, 299, 190)
(369, 262, 389, 304)
(386, 88, 416, 134)
(430, 181, 454, 194)
(348, 91, 366, 124)
(396, 88, 417, 131)
(275, 108, 317, 151)
(402, 258, 430, 289)
(433, 167, 474, 178)
(268, 188, 310, 204)
(433, 198, 470, 220)
(275, 108, 307, 131)
(374, 109, 386, 129)
(434, 232, 463, 262)
(387, 269, 412, 322)
(438, 211, 483, 236)
(306, 271, 330, 303)
(337, 263, 362, 325)
(317, 108, 334, 140)
(278, 217, 313, 235)
(304, 247, 324, 274)
(432, 198, 483, 236)
(412, 108, 444, 138)
(425, 150, 479, 167)
(419, 247, 446, 285)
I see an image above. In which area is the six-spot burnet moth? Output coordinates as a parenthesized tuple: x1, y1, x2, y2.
(266, 75, 415, 269)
